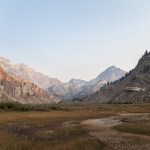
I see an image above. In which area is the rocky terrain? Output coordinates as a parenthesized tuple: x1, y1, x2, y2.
(49, 66, 126, 100)
(0, 57, 126, 101)
(0, 67, 60, 104)
(48, 79, 86, 100)
(82, 112, 150, 150)
(84, 51, 150, 103)
(0, 57, 61, 89)
(74, 66, 127, 100)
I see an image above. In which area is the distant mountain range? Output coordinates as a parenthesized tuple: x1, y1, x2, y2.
(0, 56, 127, 101)
(0, 51, 150, 104)
(49, 66, 127, 100)
(83, 51, 150, 104)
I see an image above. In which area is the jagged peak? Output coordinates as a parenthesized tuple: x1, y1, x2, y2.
(18, 63, 28, 68)
(104, 66, 126, 72)
(69, 78, 86, 85)
(0, 57, 10, 63)
(137, 50, 150, 66)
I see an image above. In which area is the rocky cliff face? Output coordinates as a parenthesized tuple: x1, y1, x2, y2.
(0, 57, 61, 89)
(0, 67, 60, 104)
(49, 66, 126, 100)
(49, 79, 86, 100)
(84, 51, 150, 104)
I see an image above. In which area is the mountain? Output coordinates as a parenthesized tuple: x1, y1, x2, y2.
(90, 66, 127, 85)
(0, 67, 60, 104)
(48, 79, 86, 100)
(75, 66, 127, 99)
(84, 51, 150, 103)
(0, 56, 127, 101)
(0, 57, 61, 89)
(49, 66, 127, 100)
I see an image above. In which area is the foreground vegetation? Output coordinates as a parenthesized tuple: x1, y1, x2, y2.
(113, 113, 150, 136)
(0, 102, 150, 150)
(0, 102, 69, 111)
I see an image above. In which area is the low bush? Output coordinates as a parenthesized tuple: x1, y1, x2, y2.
(0, 101, 68, 112)
(113, 122, 150, 136)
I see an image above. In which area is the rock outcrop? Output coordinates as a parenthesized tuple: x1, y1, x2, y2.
(0, 67, 60, 104)
(124, 87, 145, 92)
(0, 85, 4, 97)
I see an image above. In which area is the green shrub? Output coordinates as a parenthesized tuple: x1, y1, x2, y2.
(113, 123, 150, 136)
(0, 102, 69, 112)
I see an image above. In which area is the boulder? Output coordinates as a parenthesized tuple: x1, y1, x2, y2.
(0, 85, 4, 97)
(124, 87, 145, 92)
(13, 87, 21, 97)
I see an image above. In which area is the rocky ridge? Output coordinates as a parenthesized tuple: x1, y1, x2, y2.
(0, 56, 127, 101)
(49, 66, 127, 100)
(0, 67, 60, 104)
(84, 51, 150, 103)
(0, 57, 61, 89)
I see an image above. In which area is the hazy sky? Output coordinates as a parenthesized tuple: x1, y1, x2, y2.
(0, 0, 150, 82)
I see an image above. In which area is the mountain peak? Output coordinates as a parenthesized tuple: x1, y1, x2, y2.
(0, 57, 62, 89)
(69, 78, 85, 83)
(107, 65, 117, 69)
(105, 66, 125, 71)
(85, 51, 150, 104)
(95, 66, 127, 83)
(18, 63, 29, 68)
(49, 66, 127, 100)
(0, 57, 10, 64)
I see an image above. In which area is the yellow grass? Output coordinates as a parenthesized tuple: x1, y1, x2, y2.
(0, 104, 150, 150)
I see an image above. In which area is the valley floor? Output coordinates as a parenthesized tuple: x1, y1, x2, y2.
(0, 104, 150, 150)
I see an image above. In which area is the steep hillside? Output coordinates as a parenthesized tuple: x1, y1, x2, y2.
(0, 57, 61, 89)
(75, 66, 126, 99)
(84, 51, 150, 103)
(0, 67, 60, 104)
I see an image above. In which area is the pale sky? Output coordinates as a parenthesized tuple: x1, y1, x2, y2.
(0, 0, 150, 82)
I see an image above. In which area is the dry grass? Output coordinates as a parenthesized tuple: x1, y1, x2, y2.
(113, 122, 150, 136)
(113, 113, 150, 136)
(0, 126, 104, 150)
(0, 104, 150, 150)
(0, 106, 110, 150)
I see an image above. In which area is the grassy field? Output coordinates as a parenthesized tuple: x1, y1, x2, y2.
(113, 113, 150, 136)
(0, 102, 150, 150)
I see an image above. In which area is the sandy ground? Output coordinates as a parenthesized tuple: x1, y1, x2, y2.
(81, 113, 150, 150)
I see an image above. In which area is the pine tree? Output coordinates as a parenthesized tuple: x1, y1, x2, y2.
(145, 50, 148, 55)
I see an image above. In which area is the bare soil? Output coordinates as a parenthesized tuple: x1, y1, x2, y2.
(81, 113, 150, 150)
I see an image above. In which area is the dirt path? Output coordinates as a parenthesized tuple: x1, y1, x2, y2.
(81, 113, 150, 150)
(82, 116, 121, 128)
